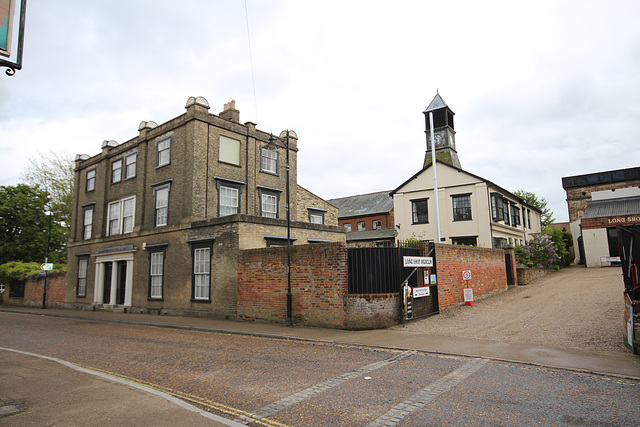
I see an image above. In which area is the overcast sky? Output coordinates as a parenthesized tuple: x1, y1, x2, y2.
(1, 0, 639, 222)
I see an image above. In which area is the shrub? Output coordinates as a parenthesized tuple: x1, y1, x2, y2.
(524, 234, 561, 269)
(0, 261, 66, 283)
(514, 245, 532, 268)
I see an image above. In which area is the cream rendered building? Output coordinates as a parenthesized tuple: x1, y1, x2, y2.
(391, 161, 542, 247)
(392, 93, 541, 247)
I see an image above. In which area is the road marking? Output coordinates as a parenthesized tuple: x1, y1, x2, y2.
(367, 358, 488, 427)
(0, 347, 247, 426)
(235, 350, 417, 425)
(522, 312, 541, 330)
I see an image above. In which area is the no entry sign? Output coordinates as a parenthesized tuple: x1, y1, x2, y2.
(462, 270, 472, 281)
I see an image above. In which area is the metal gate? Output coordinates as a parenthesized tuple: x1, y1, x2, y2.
(347, 242, 439, 320)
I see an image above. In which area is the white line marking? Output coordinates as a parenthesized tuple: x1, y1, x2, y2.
(235, 350, 416, 424)
(368, 358, 489, 427)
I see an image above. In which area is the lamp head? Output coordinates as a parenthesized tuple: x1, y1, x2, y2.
(267, 134, 278, 151)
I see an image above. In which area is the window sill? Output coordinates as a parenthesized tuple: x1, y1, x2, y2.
(148, 297, 163, 302)
(191, 298, 211, 304)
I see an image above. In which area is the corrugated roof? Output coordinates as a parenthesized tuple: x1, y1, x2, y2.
(328, 191, 393, 219)
(583, 196, 640, 219)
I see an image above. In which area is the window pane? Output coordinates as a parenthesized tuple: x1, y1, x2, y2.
(412, 200, 428, 223)
(219, 136, 240, 165)
(125, 153, 137, 178)
(109, 202, 120, 235)
(262, 194, 277, 218)
(157, 138, 171, 166)
(86, 170, 95, 191)
(83, 207, 93, 240)
(220, 186, 238, 216)
(77, 258, 88, 296)
(150, 252, 163, 298)
(112, 160, 122, 183)
(123, 198, 134, 233)
(261, 148, 278, 173)
(193, 248, 210, 300)
(310, 214, 323, 224)
(155, 187, 169, 226)
(452, 195, 472, 221)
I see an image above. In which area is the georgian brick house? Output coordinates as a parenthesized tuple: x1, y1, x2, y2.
(66, 97, 344, 318)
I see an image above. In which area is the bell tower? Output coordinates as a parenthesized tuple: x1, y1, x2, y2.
(423, 92, 461, 168)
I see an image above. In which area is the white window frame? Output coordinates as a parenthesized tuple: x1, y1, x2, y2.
(357, 221, 366, 231)
(157, 137, 171, 167)
(219, 186, 239, 216)
(154, 184, 170, 227)
(260, 147, 278, 174)
(124, 152, 137, 179)
(77, 256, 88, 297)
(149, 250, 164, 299)
(107, 196, 135, 236)
(83, 206, 93, 240)
(193, 247, 211, 300)
(344, 223, 352, 232)
(261, 193, 278, 218)
(372, 220, 381, 230)
(111, 159, 122, 183)
(86, 169, 96, 192)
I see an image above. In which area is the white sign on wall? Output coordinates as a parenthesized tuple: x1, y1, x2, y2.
(412, 286, 431, 298)
(403, 256, 433, 267)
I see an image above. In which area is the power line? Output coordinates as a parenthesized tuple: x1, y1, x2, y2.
(244, 0, 259, 124)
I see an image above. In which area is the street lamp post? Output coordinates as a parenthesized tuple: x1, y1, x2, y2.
(35, 212, 52, 309)
(267, 130, 296, 326)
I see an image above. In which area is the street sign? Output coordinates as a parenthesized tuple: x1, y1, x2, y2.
(40, 263, 53, 271)
(403, 256, 433, 267)
(462, 270, 472, 281)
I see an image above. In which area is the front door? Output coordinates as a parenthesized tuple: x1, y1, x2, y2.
(607, 227, 621, 263)
(103, 262, 112, 304)
(116, 261, 127, 305)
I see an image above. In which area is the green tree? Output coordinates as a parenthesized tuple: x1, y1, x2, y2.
(543, 226, 573, 267)
(0, 184, 66, 265)
(22, 150, 74, 235)
(513, 189, 555, 228)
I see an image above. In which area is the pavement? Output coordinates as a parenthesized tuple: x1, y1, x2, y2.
(1, 305, 639, 426)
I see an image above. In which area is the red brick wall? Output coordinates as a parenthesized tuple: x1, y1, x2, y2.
(5, 273, 67, 308)
(339, 212, 394, 231)
(238, 243, 349, 328)
(434, 244, 508, 309)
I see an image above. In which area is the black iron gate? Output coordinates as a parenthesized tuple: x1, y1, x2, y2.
(347, 242, 439, 320)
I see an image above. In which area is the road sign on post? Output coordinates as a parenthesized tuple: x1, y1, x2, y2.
(40, 263, 53, 271)
(462, 270, 473, 306)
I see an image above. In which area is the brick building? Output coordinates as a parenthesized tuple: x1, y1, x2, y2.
(328, 190, 396, 247)
(562, 167, 640, 266)
(66, 96, 344, 318)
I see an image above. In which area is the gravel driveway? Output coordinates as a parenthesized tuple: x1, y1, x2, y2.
(392, 265, 628, 353)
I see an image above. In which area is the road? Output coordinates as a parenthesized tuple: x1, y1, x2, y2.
(1, 312, 637, 426)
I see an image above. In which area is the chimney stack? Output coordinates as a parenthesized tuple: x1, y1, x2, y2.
(220, 100, 240, 122)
